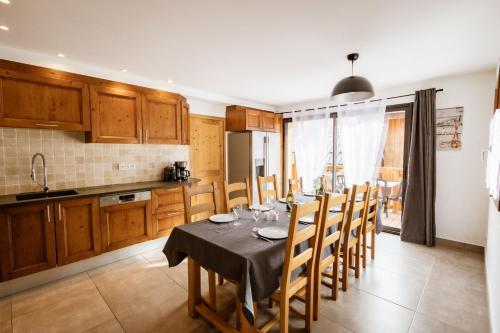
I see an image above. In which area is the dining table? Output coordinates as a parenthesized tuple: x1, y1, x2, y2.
(163, 195, 315, 332)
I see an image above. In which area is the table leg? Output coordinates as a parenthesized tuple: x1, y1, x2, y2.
(188, 257, 201, 318)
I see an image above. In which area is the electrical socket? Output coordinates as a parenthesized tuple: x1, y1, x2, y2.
(118, 163, 136, 171)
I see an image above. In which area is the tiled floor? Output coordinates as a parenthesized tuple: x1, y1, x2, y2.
(0, 233, 489, 333)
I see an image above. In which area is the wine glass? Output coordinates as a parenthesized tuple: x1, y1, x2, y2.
(252, 209, 261, 223)
(233, 204, 242, 226)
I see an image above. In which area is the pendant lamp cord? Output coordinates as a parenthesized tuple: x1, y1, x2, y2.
(351, 60, 354, 76)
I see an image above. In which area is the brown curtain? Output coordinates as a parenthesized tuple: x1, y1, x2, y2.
(401, 88, 436, 246)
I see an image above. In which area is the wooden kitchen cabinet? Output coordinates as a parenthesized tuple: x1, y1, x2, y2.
(0, 203, 56, 281)
(100, 200, 152, 252)
(55, 197, 101, 266)
(0, 66, 91, 131)
(151, 187, 184, 238)
(226, 105, 278, 132)
(87, 85, 143, 143)
(142, 92, 182, 144)
(181, 100, 190, 145)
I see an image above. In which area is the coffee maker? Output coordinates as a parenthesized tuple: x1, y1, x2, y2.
(174, 161, 190, 181)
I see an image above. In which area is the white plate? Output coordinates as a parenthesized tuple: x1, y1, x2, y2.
(258, 227, 288, 240)
(329, 206, 341, 212)
(278, 198, 287, 203)
(209, 214, 235, 223)
(303, 192, 316, 197)
(249, 204, 271, 212)
(299, 215, 315, 224)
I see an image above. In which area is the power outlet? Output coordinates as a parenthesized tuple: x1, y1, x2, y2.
(118, 163, 136, 171)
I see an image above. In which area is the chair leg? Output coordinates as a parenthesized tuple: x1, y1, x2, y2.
(342, 249, 349, 291)
(362, 230, 367, 269)
(305, 275, 313, 332)
(280, 297, 290, 333)
(354, 244, 360, 279)
(236, 297, 242, 330)
(313, 269, 320, 321)
(332, 261, 339, 300)
(218, 274, 224, 286)
(208, 269, 216, 311)
(371, 230, 376, 259)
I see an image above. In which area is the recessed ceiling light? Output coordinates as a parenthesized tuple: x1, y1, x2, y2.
(0, 0, 10, 4)
(57, 53, 65, 58)
(121, 69, 128, 73)
(0, 25, 9, 31)
(167, 79, 173, 84)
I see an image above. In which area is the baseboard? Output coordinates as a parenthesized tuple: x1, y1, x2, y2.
(436, 237, 484, 253)
(0, 237, 168, 298)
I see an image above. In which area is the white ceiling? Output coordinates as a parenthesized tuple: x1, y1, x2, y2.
(0, 0, 499, 106)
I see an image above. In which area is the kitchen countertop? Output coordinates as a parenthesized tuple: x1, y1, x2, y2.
(0, 179, 201, 207)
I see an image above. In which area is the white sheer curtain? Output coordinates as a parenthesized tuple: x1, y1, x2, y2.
(337, 101, 387, 187)
(292, 108, 332, 192)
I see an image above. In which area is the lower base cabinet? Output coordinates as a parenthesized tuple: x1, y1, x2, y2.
(0, 203, 56, 281)
(100, 200, 153, 252)
(151, 187, 185, 238)
(55, 197, 101, 266)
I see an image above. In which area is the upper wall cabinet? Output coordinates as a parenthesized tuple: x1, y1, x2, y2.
(142, 92, 182, 144)
(181, 100, 190, 145)
(87, 85, 143, 144)
(226, 105, 278, 132)
(0, 68, 91, 131)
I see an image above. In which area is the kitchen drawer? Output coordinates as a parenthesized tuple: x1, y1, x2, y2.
(152, 187, 184, 214)
(152, 210, 184, 238)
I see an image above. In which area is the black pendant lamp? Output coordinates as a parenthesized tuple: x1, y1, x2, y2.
(331, 53, 374, 103)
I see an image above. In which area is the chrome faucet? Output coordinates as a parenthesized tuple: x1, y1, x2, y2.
(31, 153, 49, 192)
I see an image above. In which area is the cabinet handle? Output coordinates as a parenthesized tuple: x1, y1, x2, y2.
(107, 219, 111, 247)
(145, 129, 149, 143)
(36, 123, 58, 127)
(58, 204, 62, 221)
(139, 129, 142, 142)
(47, 205, 51, 223)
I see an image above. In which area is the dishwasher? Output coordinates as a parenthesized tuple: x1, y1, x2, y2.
(99, 191, 152, 253)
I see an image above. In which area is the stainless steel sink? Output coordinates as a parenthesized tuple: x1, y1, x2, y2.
(16, 190, 79, 201)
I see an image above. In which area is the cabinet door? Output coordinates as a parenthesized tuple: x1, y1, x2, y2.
(181, 100, 190, 145)
(89, 85, 142, 143)
(142, 93, 182, 144)
(152, 187, 184, 214)
(0, 69, 90, 131)
(245, 109, 262, 130)
(55, 197, 101, 266)
(0, 203, 56, 281)
(100, 200, 152, 252)
(262, 112, 276, 132)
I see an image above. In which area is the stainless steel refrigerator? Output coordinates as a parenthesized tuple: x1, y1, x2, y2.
(227, 131, 281, 204)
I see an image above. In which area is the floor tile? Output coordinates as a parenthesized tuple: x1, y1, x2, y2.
(84, 318, 124, 333)
(0, 298, 10, 324)
(0, 320, 12, 333)
(12, 286, 114, 333)
(320, 287, 414, 333)
(409, 312, 468, 333)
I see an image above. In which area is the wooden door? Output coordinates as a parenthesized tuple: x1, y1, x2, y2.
(152, 187, 185, 238)
(100, 200, 152, 252)
(55, 197, 101, 266)
(142, 93, 182, 144)
(0, 69, 90, 131)
(181, 100, 190, 145)
(88, 85, 142, 143)
(0, 203, 56, 281)
(245, 109, 262, 130)
(262, 112, 276, 132)
(190, 115, 226, 215)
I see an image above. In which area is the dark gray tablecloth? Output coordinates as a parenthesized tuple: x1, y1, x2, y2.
(164, 205, 301, 325)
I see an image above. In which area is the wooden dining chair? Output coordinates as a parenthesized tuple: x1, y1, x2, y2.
(313, 190, 349, 319)
(362, 184, 379, 269)
(182, 182, 220, 311)
(257, 174, 279, 204)
(223, 178, 252, 212)
(258, 199, 323, 333)
(320, 175, 332, 193)
(288, 177, 303, 195)
(340, 182, 370, 291)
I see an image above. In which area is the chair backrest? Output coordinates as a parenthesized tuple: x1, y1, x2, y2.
(182, 182, 219, 223)
(364, 184, 379, 229)
(281, 199, 323, 296)
(288, 177, 303, 195)
(257, 175, 278, 204)
(320, 175, 332, 193)
(224, 178, 252, 212)
(342, 182, 370, 246)
(315, 190, 349, 274)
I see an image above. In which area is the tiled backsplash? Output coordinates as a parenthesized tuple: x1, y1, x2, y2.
(0, 128, 189, 195)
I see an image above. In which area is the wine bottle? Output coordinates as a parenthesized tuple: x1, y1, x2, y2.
(286, 183, 294, 212)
